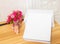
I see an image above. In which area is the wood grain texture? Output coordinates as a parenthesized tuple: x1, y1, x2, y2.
(0, 21, 60, 44)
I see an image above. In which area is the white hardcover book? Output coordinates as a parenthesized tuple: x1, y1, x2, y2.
(23, 9, 54, 44)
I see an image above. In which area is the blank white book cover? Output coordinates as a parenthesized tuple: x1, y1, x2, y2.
(23, 10, 54, 44)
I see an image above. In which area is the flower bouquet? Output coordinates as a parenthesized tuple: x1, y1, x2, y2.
(6, 10, 24, 34)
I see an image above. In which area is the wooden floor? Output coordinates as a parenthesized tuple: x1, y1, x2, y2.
(0, 22, 60, 44)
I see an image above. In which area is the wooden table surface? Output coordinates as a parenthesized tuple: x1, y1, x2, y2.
(0, 22, 60, 44)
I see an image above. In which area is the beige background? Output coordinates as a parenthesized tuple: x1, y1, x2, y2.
(0, 0, 26, 22)
(0, 0, 60, 24)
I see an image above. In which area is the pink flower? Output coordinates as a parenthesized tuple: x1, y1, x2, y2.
(6, 15, 12, 23)
(6, 10, 23, 23)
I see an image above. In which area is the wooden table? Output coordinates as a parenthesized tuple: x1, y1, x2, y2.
(0, 22, 60, 44)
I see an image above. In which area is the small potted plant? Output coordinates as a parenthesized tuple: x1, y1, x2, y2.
(6, 10, 24, 34)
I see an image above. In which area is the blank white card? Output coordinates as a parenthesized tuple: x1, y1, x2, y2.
(23, 9, 54, 43)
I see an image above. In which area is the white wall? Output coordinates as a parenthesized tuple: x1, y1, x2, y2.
(0, 0, 60, 24)
(0, 0, 26, 22)
(26, 0, 60, 24)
